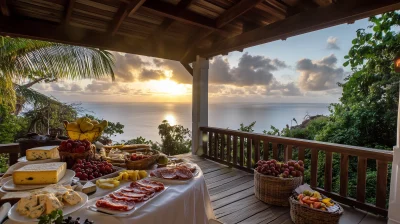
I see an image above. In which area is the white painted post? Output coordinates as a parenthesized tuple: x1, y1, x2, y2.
(192, 55, 209, 155)
(389, 85, 400, 224)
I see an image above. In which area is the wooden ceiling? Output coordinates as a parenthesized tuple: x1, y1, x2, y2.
(0, 0, 399, 65)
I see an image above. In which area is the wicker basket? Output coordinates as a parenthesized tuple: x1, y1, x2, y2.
(124, 149, 159, 170)
(254, 169, 302, 206)
(58, 145, 95, 168)
(289, 195, 343, 224)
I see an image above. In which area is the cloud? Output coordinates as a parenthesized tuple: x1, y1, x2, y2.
(113, 53, 150, 82)
(267, 79, 303, 96)
(326, 37, 340, 50)
(49, 83, 82, 92)
(297, 54, 344, 91)
(209, 53, 288, 86)
(86, 80, 113, 93)
(140, 69, 166, 81)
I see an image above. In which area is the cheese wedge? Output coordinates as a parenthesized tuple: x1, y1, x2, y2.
(13, 162, 67, 185)
(45, 193, 63, 214)
(63, 191, 82, 205)
(26, 146, 60, 161)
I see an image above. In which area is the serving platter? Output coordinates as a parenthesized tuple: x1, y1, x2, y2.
(87, 185, 168, 216)
(8, 191, 88, 223)
(2, 170, 75, 191)
(17, 156, 60, 163)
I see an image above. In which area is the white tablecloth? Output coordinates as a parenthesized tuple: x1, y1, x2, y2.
(5, 169, 215, 224)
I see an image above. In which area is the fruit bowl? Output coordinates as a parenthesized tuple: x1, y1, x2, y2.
(63, 120, 105, 142)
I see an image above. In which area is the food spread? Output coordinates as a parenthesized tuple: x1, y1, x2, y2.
(95, 170, 147, 189)
(15, 184, 82, 219)
(95, 180, 165, 211)
(26, 146, 59, 161)
(13, 162, 67, 185)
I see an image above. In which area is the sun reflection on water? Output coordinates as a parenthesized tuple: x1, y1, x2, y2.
(164, 114, 176, 125)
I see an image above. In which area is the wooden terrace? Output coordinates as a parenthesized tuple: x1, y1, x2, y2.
(182, 154, 387, 224)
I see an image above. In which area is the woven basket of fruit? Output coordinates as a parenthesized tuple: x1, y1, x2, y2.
(125, 149, 159, 170)
(254, 159, 304, 206)
(289, 190, 343, 224)
(58, 139, 95, 168)
(63, 117, 108, 143)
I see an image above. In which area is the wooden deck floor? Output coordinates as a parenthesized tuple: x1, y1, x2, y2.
(181, 154, 387, 224)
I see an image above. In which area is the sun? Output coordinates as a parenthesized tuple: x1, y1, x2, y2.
(148, 70, 188, 95)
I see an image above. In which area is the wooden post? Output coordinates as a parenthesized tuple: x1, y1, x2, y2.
(389, 83, 400, 223)
(192, 55, 209, 155)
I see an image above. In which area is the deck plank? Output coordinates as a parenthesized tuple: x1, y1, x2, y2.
(182, 155, 387, 224)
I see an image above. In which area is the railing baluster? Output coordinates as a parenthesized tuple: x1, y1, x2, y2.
(220, 134, 225, 161)
(324, 151, 333, 192)
(376, 160, 388, 209)
(227, 134, 232, 163)
(202, 132, 208, 155)
(298, 147, 305, 162)
(263, 139, 269, 160)
(233, 135, 238, 165)
(247, 137, 252, 169)
(311, 148, 318, 188)
(284, 145, 292, 162)
(357, 156, 367, 203)
(208, 132, 213, 157)
(340, 154, 349, 197)
(254, 137, 260, 163)
(272, 143, 278, 160)
(239, 136, 244, 167)
(214, 132, 218, 159)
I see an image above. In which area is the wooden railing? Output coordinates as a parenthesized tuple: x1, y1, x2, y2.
(200, 126, 393, 216)
(0, 143, 20, 166)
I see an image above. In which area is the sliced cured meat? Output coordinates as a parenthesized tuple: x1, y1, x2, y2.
(175, 167, 193, 180)
(122, 186, 150, 195)
(160, 169, 177, 179)
(96, 196, 135, 211)
(129, 183, 156, 194)
(109, 193, 138, 202)
(136, 179, 165, 191)
(176, 162, 197, 173)
(117, 191, 146, 198)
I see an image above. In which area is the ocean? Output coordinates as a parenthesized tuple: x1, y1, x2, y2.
(79, 102, 331, 143)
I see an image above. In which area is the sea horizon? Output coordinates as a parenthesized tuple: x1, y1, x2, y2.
(74, 102, 331, 143)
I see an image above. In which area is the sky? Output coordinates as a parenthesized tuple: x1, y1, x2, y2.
(32, 18, 372, 104)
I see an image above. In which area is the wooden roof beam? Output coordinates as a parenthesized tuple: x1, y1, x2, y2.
(0, 0, 10, 16)
(180, 0, 265, 62)
(109, 0, 147, 36)
(158, 0, 197, 33)
(142, 0, 230, 36)
(196, 0, 400, 61)
(64, 0, 75, 24)
(0, 15, 185, 61)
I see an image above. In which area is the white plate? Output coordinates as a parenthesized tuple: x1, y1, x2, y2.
(17, 156, 60, 163)
(148, 165, 200, 184)
(78, 166, 125, 184)
(8, 191, 88, 223)
(87, 185, 168, 216)
(2, 170, 75, 191)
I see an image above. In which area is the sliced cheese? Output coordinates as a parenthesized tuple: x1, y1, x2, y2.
(28, 203, 46, 219)
(45, 193, 63, 214)
(63, 191, 82, 205)
(13, 162, 66, 185)
(16, 194, 38, 216)
(26, 145, 59, 161)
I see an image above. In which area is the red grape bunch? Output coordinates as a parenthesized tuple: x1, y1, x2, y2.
(72, 159, 116, 181)
(256, 159, 305, 178)
(59, 139, 91, 153)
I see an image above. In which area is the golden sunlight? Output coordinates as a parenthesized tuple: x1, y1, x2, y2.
(164, 114, 176, 125)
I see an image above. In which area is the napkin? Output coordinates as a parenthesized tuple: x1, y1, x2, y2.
(0, 202, 11, 223)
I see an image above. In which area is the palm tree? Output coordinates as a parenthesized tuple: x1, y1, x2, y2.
(0, 36, 115, 111)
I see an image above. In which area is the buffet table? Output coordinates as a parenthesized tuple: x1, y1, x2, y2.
(4, 167, 215, 224)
